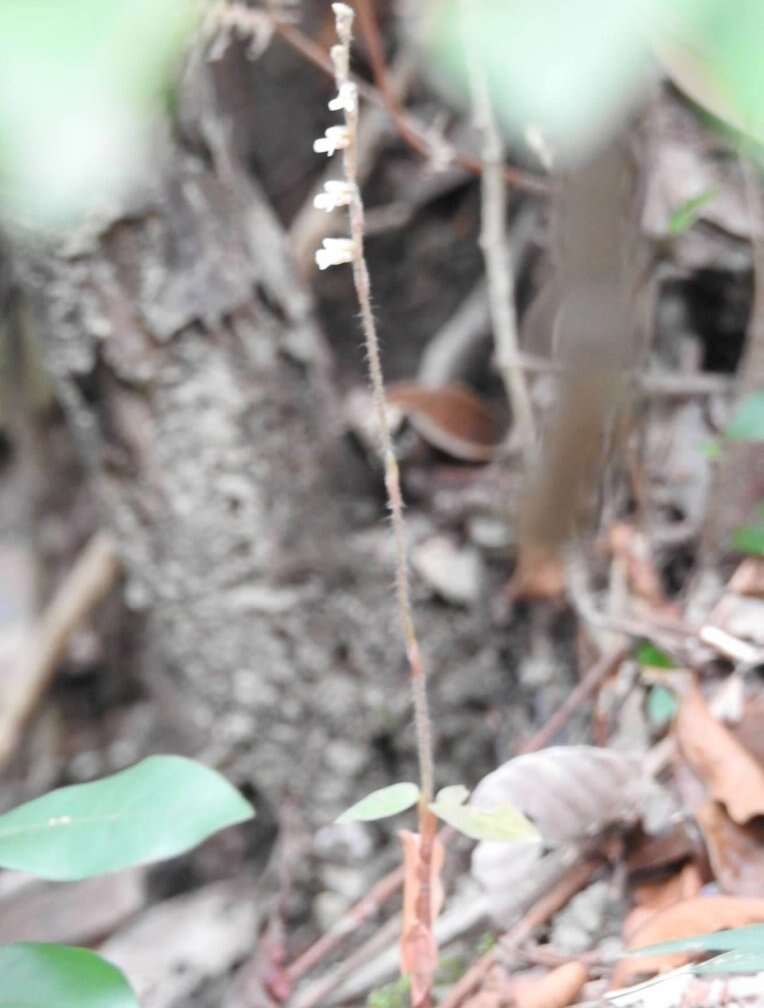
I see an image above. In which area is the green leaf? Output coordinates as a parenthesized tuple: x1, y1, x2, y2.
(0, 756, 254, 881)
(732, 517, 764, 555)
(656, 0, 764, 142)
(725, 391, 764, 441)
(630, 923, 764, 959)
(0, 943, 137, 1008)
(668, 190, 716, 235)
(336, 783, 420, 824)
(428, 0, 687, 160)
(635, 642, 676, 669)
(0, 0, 196, 229)
(647, 685, 679, 728)
(429, 785, 538, 843)
(694, 950, 764, 974)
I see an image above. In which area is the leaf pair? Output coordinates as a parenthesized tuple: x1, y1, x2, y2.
(337, 781, 538, 843)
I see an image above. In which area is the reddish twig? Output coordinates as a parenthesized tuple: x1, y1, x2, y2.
(271, 10, 548, 195)
(286, 865, 404, 983)
(439, 856, 602, 1008)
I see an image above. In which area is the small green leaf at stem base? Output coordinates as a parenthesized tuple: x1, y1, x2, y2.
(429, 784, 539, 843)
(336, 783, 420, 823)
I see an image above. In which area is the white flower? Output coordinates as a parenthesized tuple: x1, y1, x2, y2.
(332, 3, 354, 33)
(315, 237, 354, 270)
(313, 180, 355, 212)
(330, 43, 348, 83)
(313, 125, 350, 157)
(329, 81, 357, 114)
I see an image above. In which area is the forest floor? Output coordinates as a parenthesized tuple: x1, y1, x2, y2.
(3, 6, 764, 1008)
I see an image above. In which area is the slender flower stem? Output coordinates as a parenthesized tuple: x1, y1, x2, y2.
(320, 9, 438, 1005)
(330, 4, 434, 809)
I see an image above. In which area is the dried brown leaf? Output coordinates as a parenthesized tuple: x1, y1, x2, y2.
(695, 800, 764, 897)
(387, 382, 500, 462)
(632, 862, 704, 916)
(400, 829, 445, 1006)
(612, 895, 764, 987)
(472, 747, 643, 845)
(675, 684, 764, 824)
(472, 748, 643, 926)
(513, 962, 588, 1008)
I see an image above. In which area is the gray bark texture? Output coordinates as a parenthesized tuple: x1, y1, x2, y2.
(12, 49, 560, 833)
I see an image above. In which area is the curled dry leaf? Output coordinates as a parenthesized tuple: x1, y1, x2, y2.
(472, 747, 643, 845)
(695, 800, 764, 898)
(472, 748, 644, 926)
(613, 896, 764, 988)
(675, 683, 764, 824)
(513, 962, 588, 1008)
(399, 828, 445, 1006)
(386, 382, 501, 462)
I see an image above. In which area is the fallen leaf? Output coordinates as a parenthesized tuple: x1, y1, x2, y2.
(472, 747, 643, 845)
(387, 382, 501, 462)
(695, 800, 764, 897)
(612, 896, 764, 987)
(472, 748, 643, 927)
(625, 863, 704, 945)
(632, 862, 704, 916)
(675, 684, 764, 824)
(513, 962, 588, 1008)
(400, 826, 445, 1005)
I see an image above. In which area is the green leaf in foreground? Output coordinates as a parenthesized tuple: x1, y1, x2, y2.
(0, 756, 254, 881)
(629, 923, 764, 959)
(429, 786, 538, 843)
(0, 943, 137, 1008)
(694, 949, 764, 974)
(668, 190, 716, 235)
(336, 783, 420, 824)
(635, 642, 675, 669)
(725, 391, 764, 442)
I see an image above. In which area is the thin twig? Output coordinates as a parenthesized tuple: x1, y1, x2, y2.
(464, 30, 536, 461)
(286, 865, 404, 983)
(516, 645, 629, 755)
(440, 856, 602, 1008)
(0, 531, 119, 769)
